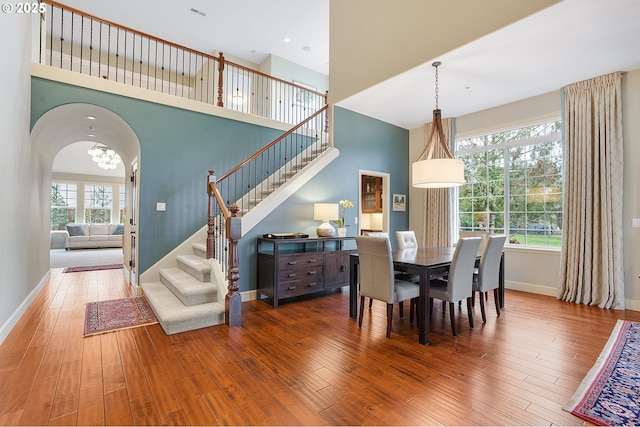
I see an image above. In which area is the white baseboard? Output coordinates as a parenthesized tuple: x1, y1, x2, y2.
(506, 280, 558, 297)
(0, 270, 51, 345)
(506, 280, 640, 312)
(241, 289, 257, 302)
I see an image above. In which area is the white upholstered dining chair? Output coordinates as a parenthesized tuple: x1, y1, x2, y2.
(473, 234, 507, 323)
(355, 236, 420, 339)
(429, 236, 482, 337)
(395, 230, 418, 249)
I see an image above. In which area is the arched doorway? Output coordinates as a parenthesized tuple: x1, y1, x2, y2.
(31, 103, 141, 290)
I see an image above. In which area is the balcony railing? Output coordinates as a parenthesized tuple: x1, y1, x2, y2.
(38, 0, 327, 126)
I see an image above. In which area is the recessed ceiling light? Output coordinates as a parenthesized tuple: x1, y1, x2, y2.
(283, 37, 291, 43)
(86, 115, 96, 120)
(190, 7, 206, 17)
(302, 46, 311, 52)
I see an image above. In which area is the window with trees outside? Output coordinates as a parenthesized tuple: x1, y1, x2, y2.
(456, 119, 563, 248)
(51, 183, 77, 230)
(119, 186, 126, 223)
(85, 185, 113, 223)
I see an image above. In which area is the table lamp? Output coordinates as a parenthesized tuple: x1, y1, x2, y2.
(313, 203, 338, 237)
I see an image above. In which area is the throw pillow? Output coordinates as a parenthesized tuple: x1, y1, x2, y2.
(66, 224, 85, 236)
(112, 224, 124, 235)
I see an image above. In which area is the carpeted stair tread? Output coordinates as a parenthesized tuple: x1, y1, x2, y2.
(192, 242, 206, 259)
(141, 281, 225, 335)
(176, 254, 211, 282)
(159, 267, 218, 306)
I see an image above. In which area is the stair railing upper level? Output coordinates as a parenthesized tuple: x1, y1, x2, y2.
(37, 1, 327, 126)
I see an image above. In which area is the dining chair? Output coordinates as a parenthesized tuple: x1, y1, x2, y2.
(355, 236, 420, 339)
(395, 230, 418, 249)
(429, 236, 482, 337)
(473, 234, 507, 323)
(460, 230, 490, 303)
(394, 230, 420, 320)
(459, 231, 489, 252)
(361, 232, 409, 316)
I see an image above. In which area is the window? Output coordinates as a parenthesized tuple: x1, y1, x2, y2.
(456, 120, 563, 248)
(119, 186, 126, 223)
(51, 183, 77, 230)
(85, 185, 113, 223)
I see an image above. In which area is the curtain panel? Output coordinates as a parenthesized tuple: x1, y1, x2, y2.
(558, 72, 624, 309)
(421, 117, 454, 247)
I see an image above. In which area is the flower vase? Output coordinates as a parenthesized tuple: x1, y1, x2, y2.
(338, 227, 347, 237)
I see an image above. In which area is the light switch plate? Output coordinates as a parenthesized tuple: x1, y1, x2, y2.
(156, 202, 166, 211)
(633, 218, 640, 228)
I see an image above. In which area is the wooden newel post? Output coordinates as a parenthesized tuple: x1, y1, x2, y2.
(225, 204, 242, 326)
(217, 52, 225, 107)
(206, 169, 216, 259)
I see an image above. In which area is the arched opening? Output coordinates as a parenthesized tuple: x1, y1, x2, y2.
(31, 103, 141, 290)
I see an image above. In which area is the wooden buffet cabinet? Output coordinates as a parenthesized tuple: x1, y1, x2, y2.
(257, 236, 356, 308)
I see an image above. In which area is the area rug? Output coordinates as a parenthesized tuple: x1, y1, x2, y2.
(83, 296, 158, 337)
(64, 264, 123, 273)
(564, 320, 640, 425)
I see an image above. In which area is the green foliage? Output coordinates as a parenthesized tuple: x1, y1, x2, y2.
(50, 183, 75, 230)
(457, 120, 563, 248)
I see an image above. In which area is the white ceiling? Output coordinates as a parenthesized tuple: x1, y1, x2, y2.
(52, 0, 640, 175)
(53, 141, 125, 177)
(338, 0, 640, 129)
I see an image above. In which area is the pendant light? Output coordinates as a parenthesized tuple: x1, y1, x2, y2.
(412, 61, 465, 188)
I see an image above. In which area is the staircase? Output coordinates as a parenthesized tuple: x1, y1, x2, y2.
(141, 242, 228, 334)
(140, 133, 335, 335)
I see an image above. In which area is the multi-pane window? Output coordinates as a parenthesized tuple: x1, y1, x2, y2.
(51, 183, 77, 230)
(456, 120, 563, 248)
(85, 185, 113, 223)
(119, 186, 126, 223)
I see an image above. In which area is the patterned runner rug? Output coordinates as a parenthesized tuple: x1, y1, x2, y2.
(564, 320, 640, 425)
(64, 263, 123, 273)
(83, 296, 158, 337)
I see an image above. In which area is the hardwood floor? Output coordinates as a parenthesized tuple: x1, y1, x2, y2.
(2, 268, 639, 426)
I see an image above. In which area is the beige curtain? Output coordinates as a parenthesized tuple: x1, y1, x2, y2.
(558, 72, 624, 309)
(420, 117, 454, 247)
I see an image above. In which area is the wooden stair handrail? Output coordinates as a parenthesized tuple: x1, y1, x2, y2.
(216, 104, 328, 183)
(43, 0, 212, 59)
(42, 1, 327, 101)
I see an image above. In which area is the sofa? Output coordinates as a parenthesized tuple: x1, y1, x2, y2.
(64, 223, 124, 250)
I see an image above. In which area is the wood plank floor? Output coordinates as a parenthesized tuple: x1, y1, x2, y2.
(2, 268, 640, 426)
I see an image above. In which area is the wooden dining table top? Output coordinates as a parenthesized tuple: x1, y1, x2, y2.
(390, 246, 460, 268)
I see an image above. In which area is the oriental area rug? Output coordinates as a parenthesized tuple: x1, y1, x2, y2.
(63, 263, 123, 273)
(83, 296, 158, 337)
(564, 320, 640, 425)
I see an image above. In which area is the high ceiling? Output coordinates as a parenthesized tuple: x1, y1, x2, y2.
(53, 0, 640, 175)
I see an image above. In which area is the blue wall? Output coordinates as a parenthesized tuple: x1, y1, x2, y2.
(31, 77, 282, 273)
(239, 107, 410, 291)
(30, 79, 410, 291)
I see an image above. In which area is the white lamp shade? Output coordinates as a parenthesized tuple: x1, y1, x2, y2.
(313, 203, 338, 221)
(314, 203, 338, 237)
(412, 158, 465, 188)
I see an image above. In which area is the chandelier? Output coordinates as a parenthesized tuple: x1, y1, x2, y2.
(411, 61, 465, 188)
(87, 144, 121, 170)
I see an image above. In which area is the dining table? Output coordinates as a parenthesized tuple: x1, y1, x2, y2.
(349, 246, 504, 345)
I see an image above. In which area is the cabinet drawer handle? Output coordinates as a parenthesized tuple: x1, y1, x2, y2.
(308, 282, 317, 287)
(288, 261, 297, 265)
(287, 273, 296, 278)
(308, 271, 316, 275)
(288, 285, 297, 290)
(308, 259, 317, 263)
